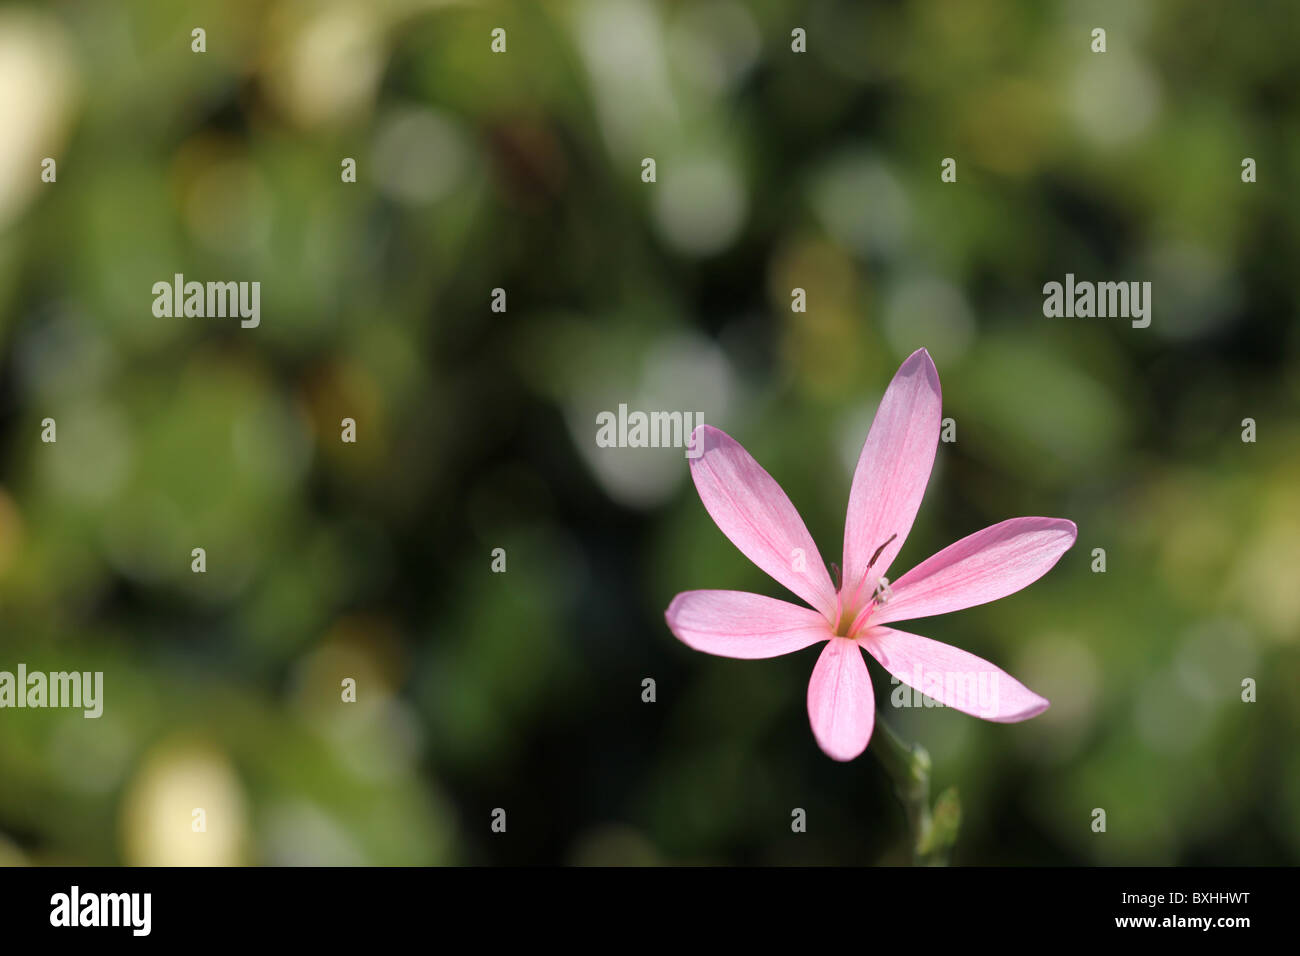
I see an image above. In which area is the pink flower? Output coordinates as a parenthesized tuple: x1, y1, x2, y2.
(666, 348, 1076, 761)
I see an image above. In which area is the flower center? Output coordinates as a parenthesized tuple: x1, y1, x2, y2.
(831, 533, 897, 639)
(834, 589, 879, 639)
(832, 602, 867, 639)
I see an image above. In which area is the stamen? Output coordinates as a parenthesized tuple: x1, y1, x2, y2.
(840, 533, 901, 634)
(866, 533, 897, 571)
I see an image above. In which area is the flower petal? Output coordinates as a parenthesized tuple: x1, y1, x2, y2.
(665, 590, 831, 659)
(870, 517, 1077, 626)
(689, 425, 838, 620)
(841, 349, 942, 605)
(807, 638, 875, 760)
(863, 626, 1049, 722)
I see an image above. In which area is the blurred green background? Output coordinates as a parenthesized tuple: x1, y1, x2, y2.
(0, 0, 1297, 865)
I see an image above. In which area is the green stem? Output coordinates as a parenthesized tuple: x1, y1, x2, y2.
(870, 719, 961, 865)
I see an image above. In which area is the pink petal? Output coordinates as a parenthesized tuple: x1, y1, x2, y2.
(689, 425, 838, 621)
(863, 626, 1049, 722)
(841, 349, 942, 606)
(665, 590, 831, 659)
(870, 517, 1077, 626)
(806, 638, 875, 760)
